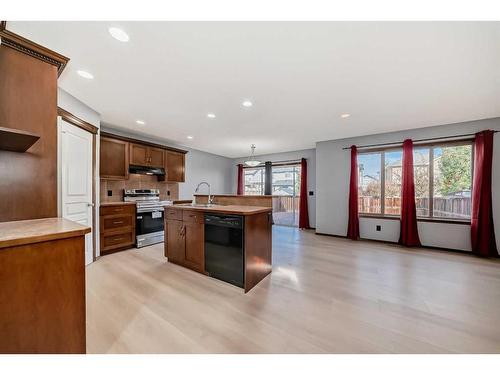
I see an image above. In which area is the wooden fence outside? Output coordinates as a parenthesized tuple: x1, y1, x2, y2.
(359, 196, 471, 218)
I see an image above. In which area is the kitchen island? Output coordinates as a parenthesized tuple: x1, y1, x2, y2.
(164, 203, 273, 292)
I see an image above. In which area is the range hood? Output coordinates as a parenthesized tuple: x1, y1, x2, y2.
(129, 164, 165, 177)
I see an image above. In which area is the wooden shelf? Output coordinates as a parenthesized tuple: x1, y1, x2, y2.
(0, 126, 40, 152)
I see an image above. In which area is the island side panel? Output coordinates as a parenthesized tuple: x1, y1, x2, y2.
(244, 211, 273, 293)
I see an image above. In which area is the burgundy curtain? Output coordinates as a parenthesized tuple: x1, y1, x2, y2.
(399, 139, 421, 247)
(299, 158, 310, 229)
(237, 164, 244, 195)
(347, 145, 360, 240)
(471, 130, 498, 257)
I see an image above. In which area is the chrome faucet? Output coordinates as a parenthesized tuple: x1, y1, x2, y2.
(195, 182, 214, 205)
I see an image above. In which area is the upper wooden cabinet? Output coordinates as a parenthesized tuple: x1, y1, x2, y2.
(129, 143, 148, 166)
(166, 151, 185, 182)
(149, 146, 165, 168)
(129, 143, 165, 168)
(100, 137, 129, 180)
(99, 132, 187, 181)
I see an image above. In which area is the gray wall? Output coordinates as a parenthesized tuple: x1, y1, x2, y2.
(58, 88, 100, 128)
(99, 125, 234, 201)
(231, 148, 316, 228)
(181, 148, 233, 200)
(316, 117, 500, 251)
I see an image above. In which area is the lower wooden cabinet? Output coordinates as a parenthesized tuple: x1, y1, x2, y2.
(100, 204, 136, 253)
(166, 219, 184, 264)
(183, 221, 204, 272)
(165, 209, 204, 272)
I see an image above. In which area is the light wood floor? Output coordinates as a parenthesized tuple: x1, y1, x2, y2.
(86, 226, 500, 353)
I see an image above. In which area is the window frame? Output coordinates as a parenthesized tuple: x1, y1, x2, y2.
(357, 139, 474, 224)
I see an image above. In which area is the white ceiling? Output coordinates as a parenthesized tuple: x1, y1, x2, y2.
(8, 21, 500, 158)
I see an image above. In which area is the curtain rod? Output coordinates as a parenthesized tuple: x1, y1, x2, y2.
(238, 158, 303, 167)
(342, 131, 498, 150)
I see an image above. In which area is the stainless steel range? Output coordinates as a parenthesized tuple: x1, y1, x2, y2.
(124, 189, 172, 248)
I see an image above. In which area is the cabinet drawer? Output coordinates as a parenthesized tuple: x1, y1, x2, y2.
(166, 208, 183, 221)
(102, 231, 134, 251)
(102, 215, 133, 231)
(100, 204, 135, 216)
(183, 210, 203, 224)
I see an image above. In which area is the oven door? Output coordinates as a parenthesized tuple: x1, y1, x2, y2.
(136, 207, 165, 236)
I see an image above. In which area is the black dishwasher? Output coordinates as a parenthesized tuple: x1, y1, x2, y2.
(204, 214, 244, 288)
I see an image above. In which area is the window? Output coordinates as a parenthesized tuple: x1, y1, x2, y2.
(433, 144, 472, 219)
(358, 153, 381, 214)
(357, 141, 473, 221)
(244, 167, 265, 195)
(384, 150, 402, 215)
(414, 148, 430, 216)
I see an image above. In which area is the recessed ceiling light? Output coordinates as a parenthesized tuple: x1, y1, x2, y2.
(242, 100, 253, 107)
(340, 113, 351, 119)
(77, 70, 94, 80)
(136, 120, 145, 125)
(207, 113, 216, 119)
(187, 135, 193, 140)
(109, 27, 129, 42)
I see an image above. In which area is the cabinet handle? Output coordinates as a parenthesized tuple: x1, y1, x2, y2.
(113, 220, 124, 224)
(112, 237, 123, 241)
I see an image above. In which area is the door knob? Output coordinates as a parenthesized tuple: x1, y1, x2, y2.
(87, 203, 95, 207)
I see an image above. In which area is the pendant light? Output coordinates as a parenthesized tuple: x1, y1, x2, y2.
(244, 144, 261, 167)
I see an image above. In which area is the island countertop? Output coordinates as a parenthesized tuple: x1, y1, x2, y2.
(0, 217, 91, 249)
(100, 201, 137, 207)
(168, 203, 272, 216)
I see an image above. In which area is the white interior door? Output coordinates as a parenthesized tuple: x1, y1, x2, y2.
(59, 118, 94, 265)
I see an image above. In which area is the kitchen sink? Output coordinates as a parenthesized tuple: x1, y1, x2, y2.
(177, 203, 221, 208)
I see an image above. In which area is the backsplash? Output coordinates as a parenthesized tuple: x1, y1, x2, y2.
(100, 174, 179, 203)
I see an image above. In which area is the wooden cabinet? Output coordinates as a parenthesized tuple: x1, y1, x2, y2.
(129, 143, 165, 168)
(165, 209, 204, 272)
(166, 219, 184, 264)
(149, 146, 165, 168)
(129, 143, 148, 166)
(183, 222, 204, 272)
(0, 218, 89, 353)
(100, 137, 129, 180)
(100, 204, 136, 253)
(166, 150, 185, 182)
(99, 132, 187, 182)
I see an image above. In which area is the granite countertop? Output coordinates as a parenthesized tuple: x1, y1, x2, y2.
(0, 218, 91, 249)
(168, 204, 272, 216)
(100, 201, 137, 207)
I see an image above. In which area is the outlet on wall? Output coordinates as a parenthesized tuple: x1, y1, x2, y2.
(376, 225, 381, 232)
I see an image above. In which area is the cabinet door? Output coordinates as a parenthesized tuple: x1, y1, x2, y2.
(184, 222, 204, 273)
(166, 220, 185, 264)
(129, 143, 148, 166)
(149, 147, 165, 168)
(166, 151, 185, 182)
(100, 137, 129, 180)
